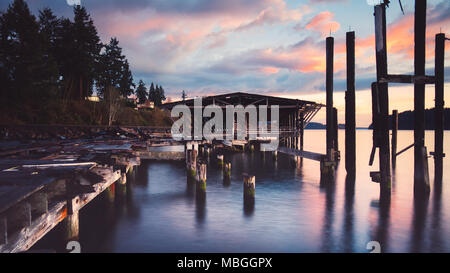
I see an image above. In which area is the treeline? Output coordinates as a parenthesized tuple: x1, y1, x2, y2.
(369, 108, 450, 130)
(0, 0, 166, 104)
(136, 80, 166, 106)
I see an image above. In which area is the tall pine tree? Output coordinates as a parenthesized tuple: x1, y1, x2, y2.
(70, 5, 101, 100)
(135, 80, 148, 104)
(96, 37, 134, 98)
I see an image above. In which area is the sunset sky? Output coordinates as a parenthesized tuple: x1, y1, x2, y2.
(1, 0, 449, 126)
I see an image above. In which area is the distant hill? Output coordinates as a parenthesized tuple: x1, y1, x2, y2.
(368, 108, 450, 130)
(305, 122, 326, 129)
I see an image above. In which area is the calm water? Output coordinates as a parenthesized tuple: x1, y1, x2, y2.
(34, 130, 450, 253)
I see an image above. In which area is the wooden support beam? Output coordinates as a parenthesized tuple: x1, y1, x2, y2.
(392, 110, 398, 169)
(299, 112, 304, 151)
(345, 31, 356, 175)
(379, 74, 435, 84)
(62, 211, 79, 242)
(414, 0, 430, 196)
(434, 33, 445, 182)
(326, 36, 334, 160)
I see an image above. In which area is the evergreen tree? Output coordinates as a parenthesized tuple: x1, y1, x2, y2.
(181, 90, 187, 101)
(148, 82, 155, 103)
(0, 0, 58, 102)
(136, 80, 148, 104)
(70, 5, 101, 100)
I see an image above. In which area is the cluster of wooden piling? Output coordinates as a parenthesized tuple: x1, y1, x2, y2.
(369, 0, 447, 198)
(0, 140, 141, 253)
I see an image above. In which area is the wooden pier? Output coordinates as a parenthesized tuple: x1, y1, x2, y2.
(0, 138, 147, 253)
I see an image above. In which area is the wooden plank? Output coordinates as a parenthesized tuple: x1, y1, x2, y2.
(379, 74, 435, 84)
(277, 147, 325, 162)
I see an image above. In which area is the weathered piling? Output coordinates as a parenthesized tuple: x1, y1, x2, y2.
(116, 173, 127, 197)
(105, 183, 115, 203)
(434, 33, 445, 182)
(345, 31, 356, 175)
(63, 198, 80, 242)
(299, 112, 304, 151)
(413, 0, 430, 196)
(374, 4, 391, 194)
(196, 163, 207, 193)
(320, 158, 335, 183)
(243, 174, 255, 202)
(391, 110, 398, 169)
(333, 107, 340, 160)
(326, 36, 335, 161)
(186, 149, 198, 180)
(223, 163, 231, 179)
(217, 154, 224, 168)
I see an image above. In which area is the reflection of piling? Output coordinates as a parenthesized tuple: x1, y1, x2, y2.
(413, 0, 430, 196)
(243, 174, 255, 202)
(391, 110, 398, 169)
(273, 151, 278, 160)
(345, 31, 356, 175)
(434, 33, 445, 183)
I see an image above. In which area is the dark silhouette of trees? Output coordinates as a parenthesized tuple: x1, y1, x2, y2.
(136, 80, 148, 104)
(70, 5, 101, 100)
(0, 0, 58, 103)
(181, 90, 187, 101)
(0, 0, 171, 114)
(96, 37, 134, 98)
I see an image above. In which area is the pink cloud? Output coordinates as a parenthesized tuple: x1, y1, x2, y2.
(304, 11, 340, 36)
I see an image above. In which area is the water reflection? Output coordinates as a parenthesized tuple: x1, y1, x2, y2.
(342, 175, 355, 252)
(30, 131, 450, 253)
(243, 199, 255, 217)
(411, 195, 429, 252)
(320, 180, 336, 252)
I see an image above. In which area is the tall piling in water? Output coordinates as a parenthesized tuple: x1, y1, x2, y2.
(326, 36, 335, 161)
(374, 3, 391, 195)
(196, 163, 207, 193)
(345, 31, 356, 175)
(391, 110, 398, 170)
(243, 174, 255, 203)
(434, 33, 445, 183)
(413, 0, 430, 196)
(333, 107, 339, 160)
